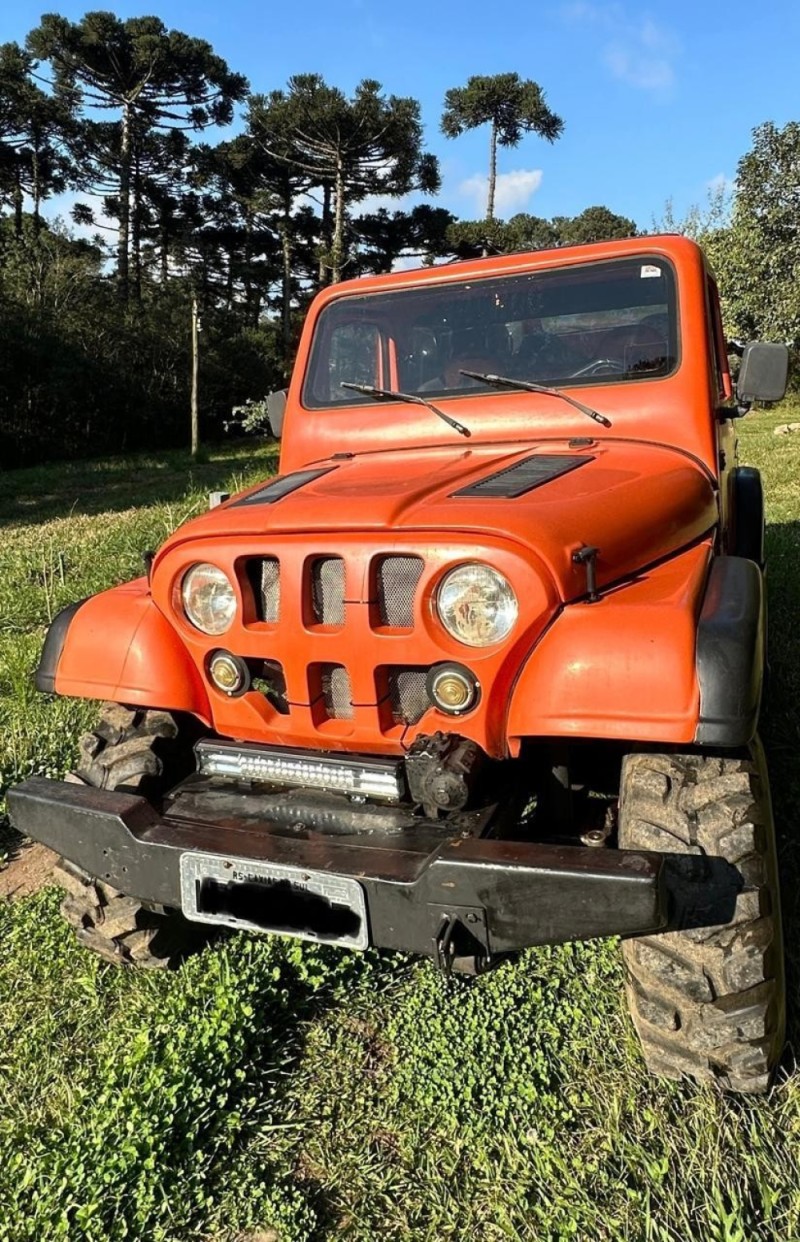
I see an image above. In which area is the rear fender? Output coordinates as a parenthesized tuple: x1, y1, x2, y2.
(37, 577, 211, 721)
(506, 542, 712, 747)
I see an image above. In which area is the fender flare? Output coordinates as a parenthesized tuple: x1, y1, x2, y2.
(694, 556, 764, 747)
(35, 579, 211, 721)
(729, 466, 765, 565)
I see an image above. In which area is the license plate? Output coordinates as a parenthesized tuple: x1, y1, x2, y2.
(179, 852, 369, 950)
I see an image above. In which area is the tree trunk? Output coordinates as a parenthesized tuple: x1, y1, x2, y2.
(13, 167, 23, 238)
(191, 296, 200, 460)
(131, 139, 142, 301)
(117, 102, 132, 301)
(484, 118, 498, 258)
(281, 183, 293, 357)
(487, 118, 498, 222)
(32, 140, 42, 236)
(160, 208, 169, 282)
(319, 182, 331, 286)
(332, 158, 345, 284)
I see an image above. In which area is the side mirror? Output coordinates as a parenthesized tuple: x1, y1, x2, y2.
(736, 342, 790, 406)
(265, 389, 287, 439)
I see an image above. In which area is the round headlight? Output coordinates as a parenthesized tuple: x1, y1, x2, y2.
(181, 563, 236, 635)
(436, 564, 518, 647)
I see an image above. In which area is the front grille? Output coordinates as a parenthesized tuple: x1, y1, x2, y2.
(376, 556, 424, 627)
(312, 557, 345, 625)
(255, 557, 280, 622)
(321, 663, 354, 719)
(388, 667, 430, 725)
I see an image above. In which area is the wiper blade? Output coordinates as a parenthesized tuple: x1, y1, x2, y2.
(340, 382, 471, 437)
(459, 371, 612, 428)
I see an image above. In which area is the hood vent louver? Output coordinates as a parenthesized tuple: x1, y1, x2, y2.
(233, 466, 337, 507)
(453, 453, 593, 499)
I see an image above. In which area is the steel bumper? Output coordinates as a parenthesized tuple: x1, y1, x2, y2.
(9, 776, 674, 959)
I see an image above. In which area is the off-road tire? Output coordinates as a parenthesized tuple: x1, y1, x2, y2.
(71, 702, 191, 796)
(57, 703, 205, 969)
(619, 741, 785, 1093)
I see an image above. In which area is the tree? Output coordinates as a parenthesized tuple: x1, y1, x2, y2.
(27, 12, 247, 300)
(555, 205, 637, 246)
(0, 43, 74, 235)
(441, 73, 563, 224)
(704, 123, 800, 351)
(351, 204, 455, 275)
(445, 207, 636, 260)
(258, 75, 440, 283)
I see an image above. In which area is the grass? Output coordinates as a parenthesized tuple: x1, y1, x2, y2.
(1, 414, 800, 1240)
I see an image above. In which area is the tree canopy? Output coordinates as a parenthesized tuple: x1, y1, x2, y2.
(442, 73, 563, 223)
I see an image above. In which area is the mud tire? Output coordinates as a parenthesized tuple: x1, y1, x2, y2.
(57, 703, 205, 969)
(619, 741, 786, 1093)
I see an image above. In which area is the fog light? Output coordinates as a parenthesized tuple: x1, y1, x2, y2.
(426, 663, 478, 715)
(208, 650, 249, 696)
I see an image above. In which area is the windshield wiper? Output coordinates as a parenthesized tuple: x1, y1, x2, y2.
(340, 382, 471, 437)
(459, 371, 612, 428)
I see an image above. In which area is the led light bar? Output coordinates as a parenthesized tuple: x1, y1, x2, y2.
(195, 740, 404, 802)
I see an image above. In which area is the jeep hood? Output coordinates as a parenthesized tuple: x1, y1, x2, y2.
(162, 438, 717, 602)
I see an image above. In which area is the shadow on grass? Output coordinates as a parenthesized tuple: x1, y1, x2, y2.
(0, 439, 278, 528)
(761, 520, 800, 1054)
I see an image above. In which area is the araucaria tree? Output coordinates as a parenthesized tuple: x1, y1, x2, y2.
(441, 72, 563, 222)
(27, 12, 248, 300)
(257, 75, 440, 283)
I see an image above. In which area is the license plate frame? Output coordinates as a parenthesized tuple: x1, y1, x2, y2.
(179, 851, 369, 950)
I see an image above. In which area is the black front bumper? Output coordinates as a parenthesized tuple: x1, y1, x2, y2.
(9, 776, 672, 960)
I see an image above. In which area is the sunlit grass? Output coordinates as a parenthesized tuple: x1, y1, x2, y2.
(1, 414, 800, 1240)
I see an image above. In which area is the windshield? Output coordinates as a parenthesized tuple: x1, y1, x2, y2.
(302, 255, 678, 408)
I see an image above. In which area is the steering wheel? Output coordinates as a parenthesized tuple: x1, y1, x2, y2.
(568, 357, 625, 379)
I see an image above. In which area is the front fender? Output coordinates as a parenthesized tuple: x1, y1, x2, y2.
(505, 542, 712, 746)
(37, 577, 211, 721)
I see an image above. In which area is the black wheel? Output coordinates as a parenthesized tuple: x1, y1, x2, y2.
(619, 741, 785, 1093)
(58, 702, 206, 969)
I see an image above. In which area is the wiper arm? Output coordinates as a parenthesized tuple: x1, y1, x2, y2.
(459, 371, 612, 428)
(340, 382, 471, 437)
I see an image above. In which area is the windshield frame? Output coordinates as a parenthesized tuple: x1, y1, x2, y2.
(301, 253, 681, 410)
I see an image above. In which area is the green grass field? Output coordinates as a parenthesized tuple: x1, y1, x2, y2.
(1, 416, 800, 1242)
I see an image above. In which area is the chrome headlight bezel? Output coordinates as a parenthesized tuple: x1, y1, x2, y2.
(180, 563, 237, 635)
(435, 563, 518, 648)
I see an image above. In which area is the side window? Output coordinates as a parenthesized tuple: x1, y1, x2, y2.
(324, 323, 383, 402)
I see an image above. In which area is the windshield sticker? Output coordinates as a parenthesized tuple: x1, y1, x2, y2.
(641, 264, 662, 278)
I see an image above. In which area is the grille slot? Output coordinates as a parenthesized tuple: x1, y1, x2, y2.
(388, 668, 430, 725)
(320, 664, 354, 720)
(311, 557, 345, 625)
(250, 659, 289, 715)
(376, 556, 424, 628)
(251, 557, 280, 622)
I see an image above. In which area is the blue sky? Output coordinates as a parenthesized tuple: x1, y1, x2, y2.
(4, 0, 800, 229)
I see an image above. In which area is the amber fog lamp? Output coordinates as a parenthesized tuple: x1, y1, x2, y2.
(208, 651, 249, 696)
(426, 663, 479, 715)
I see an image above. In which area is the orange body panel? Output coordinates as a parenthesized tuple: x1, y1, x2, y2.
(281, 235, 724, 478)
(54, 579, 211, 720)
(50, 236, 735, 757)
(506, 541, 713, 746)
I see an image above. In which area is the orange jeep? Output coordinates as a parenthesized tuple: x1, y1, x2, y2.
(9, 236, 790, 1092)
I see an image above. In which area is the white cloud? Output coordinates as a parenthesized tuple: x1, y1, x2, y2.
(563, 3, 680, 94)
(706, 172, 734, 195)
(457, 168, 543, 218)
